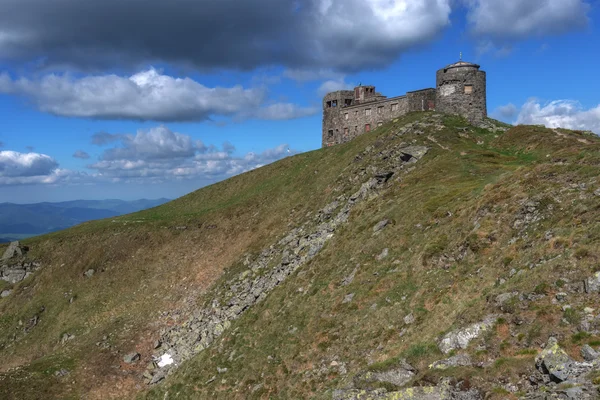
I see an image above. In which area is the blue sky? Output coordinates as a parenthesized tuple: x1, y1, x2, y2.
(0, 0, 599, 203)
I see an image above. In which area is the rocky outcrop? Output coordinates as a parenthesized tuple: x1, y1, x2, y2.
(584, 272, 600, 294)
(0, 241, 40, 286)
(525, 338, 600, 399)
(144, 145, 430, 384)
(429, 354, 472, 370)
(353, 359, 416, 388)
(438, 315, 497, 354)
(1, 260, 41, 284)
(1, 241, 28, 260)
(333, 380, 481, 400)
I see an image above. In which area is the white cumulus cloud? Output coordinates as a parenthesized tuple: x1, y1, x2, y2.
(515, 99, 600, 134)
(0, 68, 316, 122)
(0, 150, 59, 177)
(87, 126, 295, 183)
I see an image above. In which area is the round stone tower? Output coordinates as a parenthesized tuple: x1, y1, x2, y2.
(435, 60, 486, 124)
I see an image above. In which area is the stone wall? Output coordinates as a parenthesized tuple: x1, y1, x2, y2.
(322, 95, 409, 147)
(407, 89, 436, 112)
(322, 61, 488, 147)
(436, 66, 486, 124)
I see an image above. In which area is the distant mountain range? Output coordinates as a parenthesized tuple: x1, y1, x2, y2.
(0, 198, 170, 242)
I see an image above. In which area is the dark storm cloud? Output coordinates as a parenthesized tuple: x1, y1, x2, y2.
(0, 0, 452, 73)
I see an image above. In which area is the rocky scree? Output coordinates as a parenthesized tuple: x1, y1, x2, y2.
(143, 144, 430, 384)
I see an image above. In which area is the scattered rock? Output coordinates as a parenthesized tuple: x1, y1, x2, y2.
(1, 289, 12, 298)
(372, 219, 390, 234)
(555, 292, 568, 301)
(495, 292, 518, 309)
(353, 359, 416, 388)
(536, 338, 576, 382)
(438, 315, 497, 354)
(334, 379, 481, 400)
(429, 354, 472, 370)
(375, 248, 389, 261)
(123, 352, 140, 364)
(60, 333, 75, 345)
(580, 345, 599, 362)
(584, 272, 600, 293)
(0, 260, 41, 284)
(144, 142, 430, 384)
(403, 313, 415, 325)
(343, 293, 355, 304)
(84, 269, 95, 278)
(54, 369, 70, 377)
(341, 265, 359, 287)
(217, 366, 228, 374)
(398, 146, 429, 162)
(2, 241, 28, 260)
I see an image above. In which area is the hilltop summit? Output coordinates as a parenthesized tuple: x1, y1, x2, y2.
(1, 113, 600, 399)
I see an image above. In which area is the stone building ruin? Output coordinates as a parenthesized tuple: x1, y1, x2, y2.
(322, 59, 487, 147)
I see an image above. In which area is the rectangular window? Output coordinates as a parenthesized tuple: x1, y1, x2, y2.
(355, 126, 358, 132)
(391, 103, 398, 112)
(332, 100, 337, 107)
(344, 113, 349, 120)
(345, 99, 352, 106)
(365, 124, 371, 132)
(328, 130, 334, 138)
(366, 108, 371, 116)
(378, 106, 384, 114)
(326, 101, 332, 108)
(355, 111, 358, 116)
(344, 127, 349, 136)
(464, 85, 473, 94)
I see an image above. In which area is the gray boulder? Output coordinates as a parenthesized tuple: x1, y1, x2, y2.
(376, 248, 389, 261)
(438, 315, 497, 354)
(354, 359, 415, 388)
(580, 344, 599, 362)
(0, 289, 11, 298)
(84, 269, 95, 278)
(123, 352, 140, 364)
(399, 146, 429, 163)
(2, 268, 26, 284)
(2, 241, 27, 260)
(429, 354, 472, 370)
(373, 219, 390, 233)
(535, 338, 576, 382)
(584, 272, 600, 293)
(334, 379, 481, 400)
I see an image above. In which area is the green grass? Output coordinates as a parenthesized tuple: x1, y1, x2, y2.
(1, 113, 599, 399)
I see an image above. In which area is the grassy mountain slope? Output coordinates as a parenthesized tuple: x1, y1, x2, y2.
(1, 113, 599, 399)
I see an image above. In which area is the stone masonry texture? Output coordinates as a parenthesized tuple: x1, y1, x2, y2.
(322, 60, 487, 147)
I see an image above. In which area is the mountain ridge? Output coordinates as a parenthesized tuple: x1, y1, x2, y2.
(0, 198, 170, 241)
(1, 113, 599, 399)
